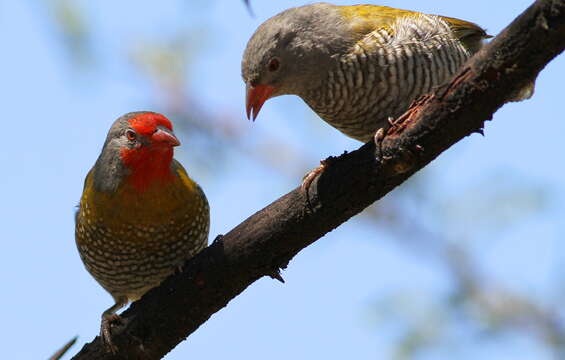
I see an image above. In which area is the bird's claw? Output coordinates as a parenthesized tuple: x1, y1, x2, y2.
(374, 117, 398, 161)
(301, 161, 328, 193)
(374, 127, 386, 144)
(374, 128, 387, 161)
(101, 313, 123, 353)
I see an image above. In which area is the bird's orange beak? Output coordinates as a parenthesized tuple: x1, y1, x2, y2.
(152, 128, 180, 147)
(246, 83, 275, 121)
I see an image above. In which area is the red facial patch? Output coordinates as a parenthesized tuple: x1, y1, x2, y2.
(120, 146, 174, 192)
(121, 112, 176, 192)
(128, 112, 173, 136)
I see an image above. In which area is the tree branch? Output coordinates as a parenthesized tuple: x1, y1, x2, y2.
(72, 0, 565, 359)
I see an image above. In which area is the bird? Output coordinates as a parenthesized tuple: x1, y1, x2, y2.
(241, 3, 533, 186)
(75, 111, 210, 352)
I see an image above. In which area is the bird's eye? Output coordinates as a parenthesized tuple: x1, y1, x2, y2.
(268, 58, 280, 72)
(126, 130, 137, 141)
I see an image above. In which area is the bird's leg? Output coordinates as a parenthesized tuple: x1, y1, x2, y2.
(100, 296, 128, 353)
(301, 160, 328, 193)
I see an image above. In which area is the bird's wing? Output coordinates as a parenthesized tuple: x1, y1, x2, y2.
(338, 5, 416, 39)
(439, 15, 490, 51)
(171, 159, 199, 192)
(338, 5, 489, 52)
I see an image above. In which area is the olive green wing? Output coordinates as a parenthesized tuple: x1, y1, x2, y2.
(338, 5, 422, 38)
(337, 5, 489, 52)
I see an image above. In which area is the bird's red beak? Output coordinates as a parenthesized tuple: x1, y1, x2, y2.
(246, 84, 275, 121)
(152, 128, 180, 147)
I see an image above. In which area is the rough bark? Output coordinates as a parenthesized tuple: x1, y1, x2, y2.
(72, 0, 565, 359)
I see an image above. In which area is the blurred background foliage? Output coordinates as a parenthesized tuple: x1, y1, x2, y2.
(3, 0, 563, 359)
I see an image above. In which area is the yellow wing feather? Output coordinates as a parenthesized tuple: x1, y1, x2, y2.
(338, 5, 489, 50)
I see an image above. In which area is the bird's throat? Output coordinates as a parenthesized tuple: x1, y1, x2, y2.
(120, 147, 175, 192)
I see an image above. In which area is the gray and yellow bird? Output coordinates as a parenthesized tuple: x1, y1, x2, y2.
(242, 3, 533, 144)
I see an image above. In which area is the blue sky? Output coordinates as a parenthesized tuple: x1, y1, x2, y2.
(0, 1, 563, 359)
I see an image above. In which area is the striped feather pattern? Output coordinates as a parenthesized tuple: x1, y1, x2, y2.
(305, 14, 475, 142)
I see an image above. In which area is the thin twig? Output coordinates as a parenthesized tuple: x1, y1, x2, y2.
(49, 336, 78, 360)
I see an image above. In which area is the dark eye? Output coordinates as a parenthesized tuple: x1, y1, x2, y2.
(126, 130, 137, 141)
(268, 58, 280, 72)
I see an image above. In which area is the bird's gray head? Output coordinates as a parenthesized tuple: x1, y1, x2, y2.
(241, 3, 353, 120)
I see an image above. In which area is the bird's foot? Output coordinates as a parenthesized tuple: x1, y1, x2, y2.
(374, 117, 398, 161)
(374, 127, 386, 145)
(301, 160, 328, 193)
(101, 313, 123, 353)
(373, 128, 387, 162)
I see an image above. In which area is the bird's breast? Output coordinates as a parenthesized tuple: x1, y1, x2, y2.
(75, 167, 210, 299)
